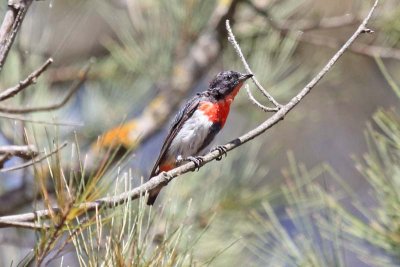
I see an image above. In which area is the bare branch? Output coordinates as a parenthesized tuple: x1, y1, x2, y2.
(0, 144, 38, 159)
(0, 0, 380, 229)
(1, 141, 68, 172)
(298, 33, 400, 61)
(245, 0, 359, 32)
(248, 0, 399, 61)
(0, 58, 53, 102)
(0, 62, 91, 114)
(226, 20, 281, 108)
(283, 14, 359, 32)
(0, 0, 34, 72)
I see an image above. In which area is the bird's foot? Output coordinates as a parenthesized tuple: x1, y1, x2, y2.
(183, 156, 204, 171)
(187, 156, 204, 171)
(176, 155, 204, 171)
(210, 145, 227, 161)
(161, 171, 174, 185)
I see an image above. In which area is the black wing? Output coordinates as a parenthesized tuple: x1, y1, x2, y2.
(148, 95, 202, 179)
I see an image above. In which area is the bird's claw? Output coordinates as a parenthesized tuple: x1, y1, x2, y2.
(186, 156, 204, 171)
(161, 171, 173, 185)
(211, 145, 227, 161)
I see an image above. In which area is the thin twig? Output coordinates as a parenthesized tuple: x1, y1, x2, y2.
(245, 84, 278, 112)
(226, 19, 281, 108)
(0, 58, 53, 101)
(0, 0, 380, 229)
(0, 62, 92, 114)
(1, 142, 68, 172)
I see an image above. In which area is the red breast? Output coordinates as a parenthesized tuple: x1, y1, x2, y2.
(198, 82, 243, 127)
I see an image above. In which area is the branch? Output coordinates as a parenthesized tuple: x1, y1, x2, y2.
(0, 144, 38, 159)
(281, 14, 359, 32)
(226, 20, 281, 109)
(1, 141, 68, 172)
(0, 58, 53, 101)
(0, 0, 380, 229)
(248, 0, 399, 61)
(0, 62, 91, 113)
(298, 33, 400, 61)
(245, 0, 359, 32)
(0, 144, 38, 168)
(244, 84, 273, 112)
(0, 0, 34, 72)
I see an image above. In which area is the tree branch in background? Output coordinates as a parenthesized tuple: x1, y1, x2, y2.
(0, 0, 380, 229)
(280, 14, 359, 32)
(0, 58, 53, 101)
(0, 0, 34, 72)
(298, 33, 400, 61)
(1, 141, 68, 172)
(0, 144, 37, 159)
(246, 0, 399, 61)
(0, 144, 38, 167)
(245, 0, 360, 32)
(0, 61, 91, 113)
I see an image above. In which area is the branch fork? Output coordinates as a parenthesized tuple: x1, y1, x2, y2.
(226, 20, 282, 112)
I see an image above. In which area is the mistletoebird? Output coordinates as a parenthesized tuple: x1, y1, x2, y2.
(147, 70, 253, 205)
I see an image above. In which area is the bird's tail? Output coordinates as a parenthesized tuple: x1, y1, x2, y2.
(146, 163, 174, 205)
(146, 186, 162, 205)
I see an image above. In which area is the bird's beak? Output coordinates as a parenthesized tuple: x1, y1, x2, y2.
(239, 73, 253, 81)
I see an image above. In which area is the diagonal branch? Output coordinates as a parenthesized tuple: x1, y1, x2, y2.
(0, 0, 34, 72)
(0, 0, 380, 229)
(0, 58, 53, 102)
(0, 62, 91, 114)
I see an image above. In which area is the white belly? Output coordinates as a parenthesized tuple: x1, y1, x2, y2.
(167, 109, 213, 159)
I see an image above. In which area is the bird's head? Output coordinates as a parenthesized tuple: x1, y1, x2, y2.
(208, 70, 253, 99)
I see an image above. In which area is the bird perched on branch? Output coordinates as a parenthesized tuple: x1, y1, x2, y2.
(147, 70, 253, 205)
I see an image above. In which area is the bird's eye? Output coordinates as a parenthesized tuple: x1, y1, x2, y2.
(227, 75, 232, 80)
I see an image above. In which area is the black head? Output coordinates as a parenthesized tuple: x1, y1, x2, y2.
(208, 70, 253, 98)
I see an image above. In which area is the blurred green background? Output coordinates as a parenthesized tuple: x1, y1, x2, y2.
(0, 0, 400, 266)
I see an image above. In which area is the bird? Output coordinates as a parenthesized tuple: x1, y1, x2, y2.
(147, 70, 253, 205)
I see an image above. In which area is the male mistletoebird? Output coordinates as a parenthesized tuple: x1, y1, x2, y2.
(147, 70, 253, 205)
